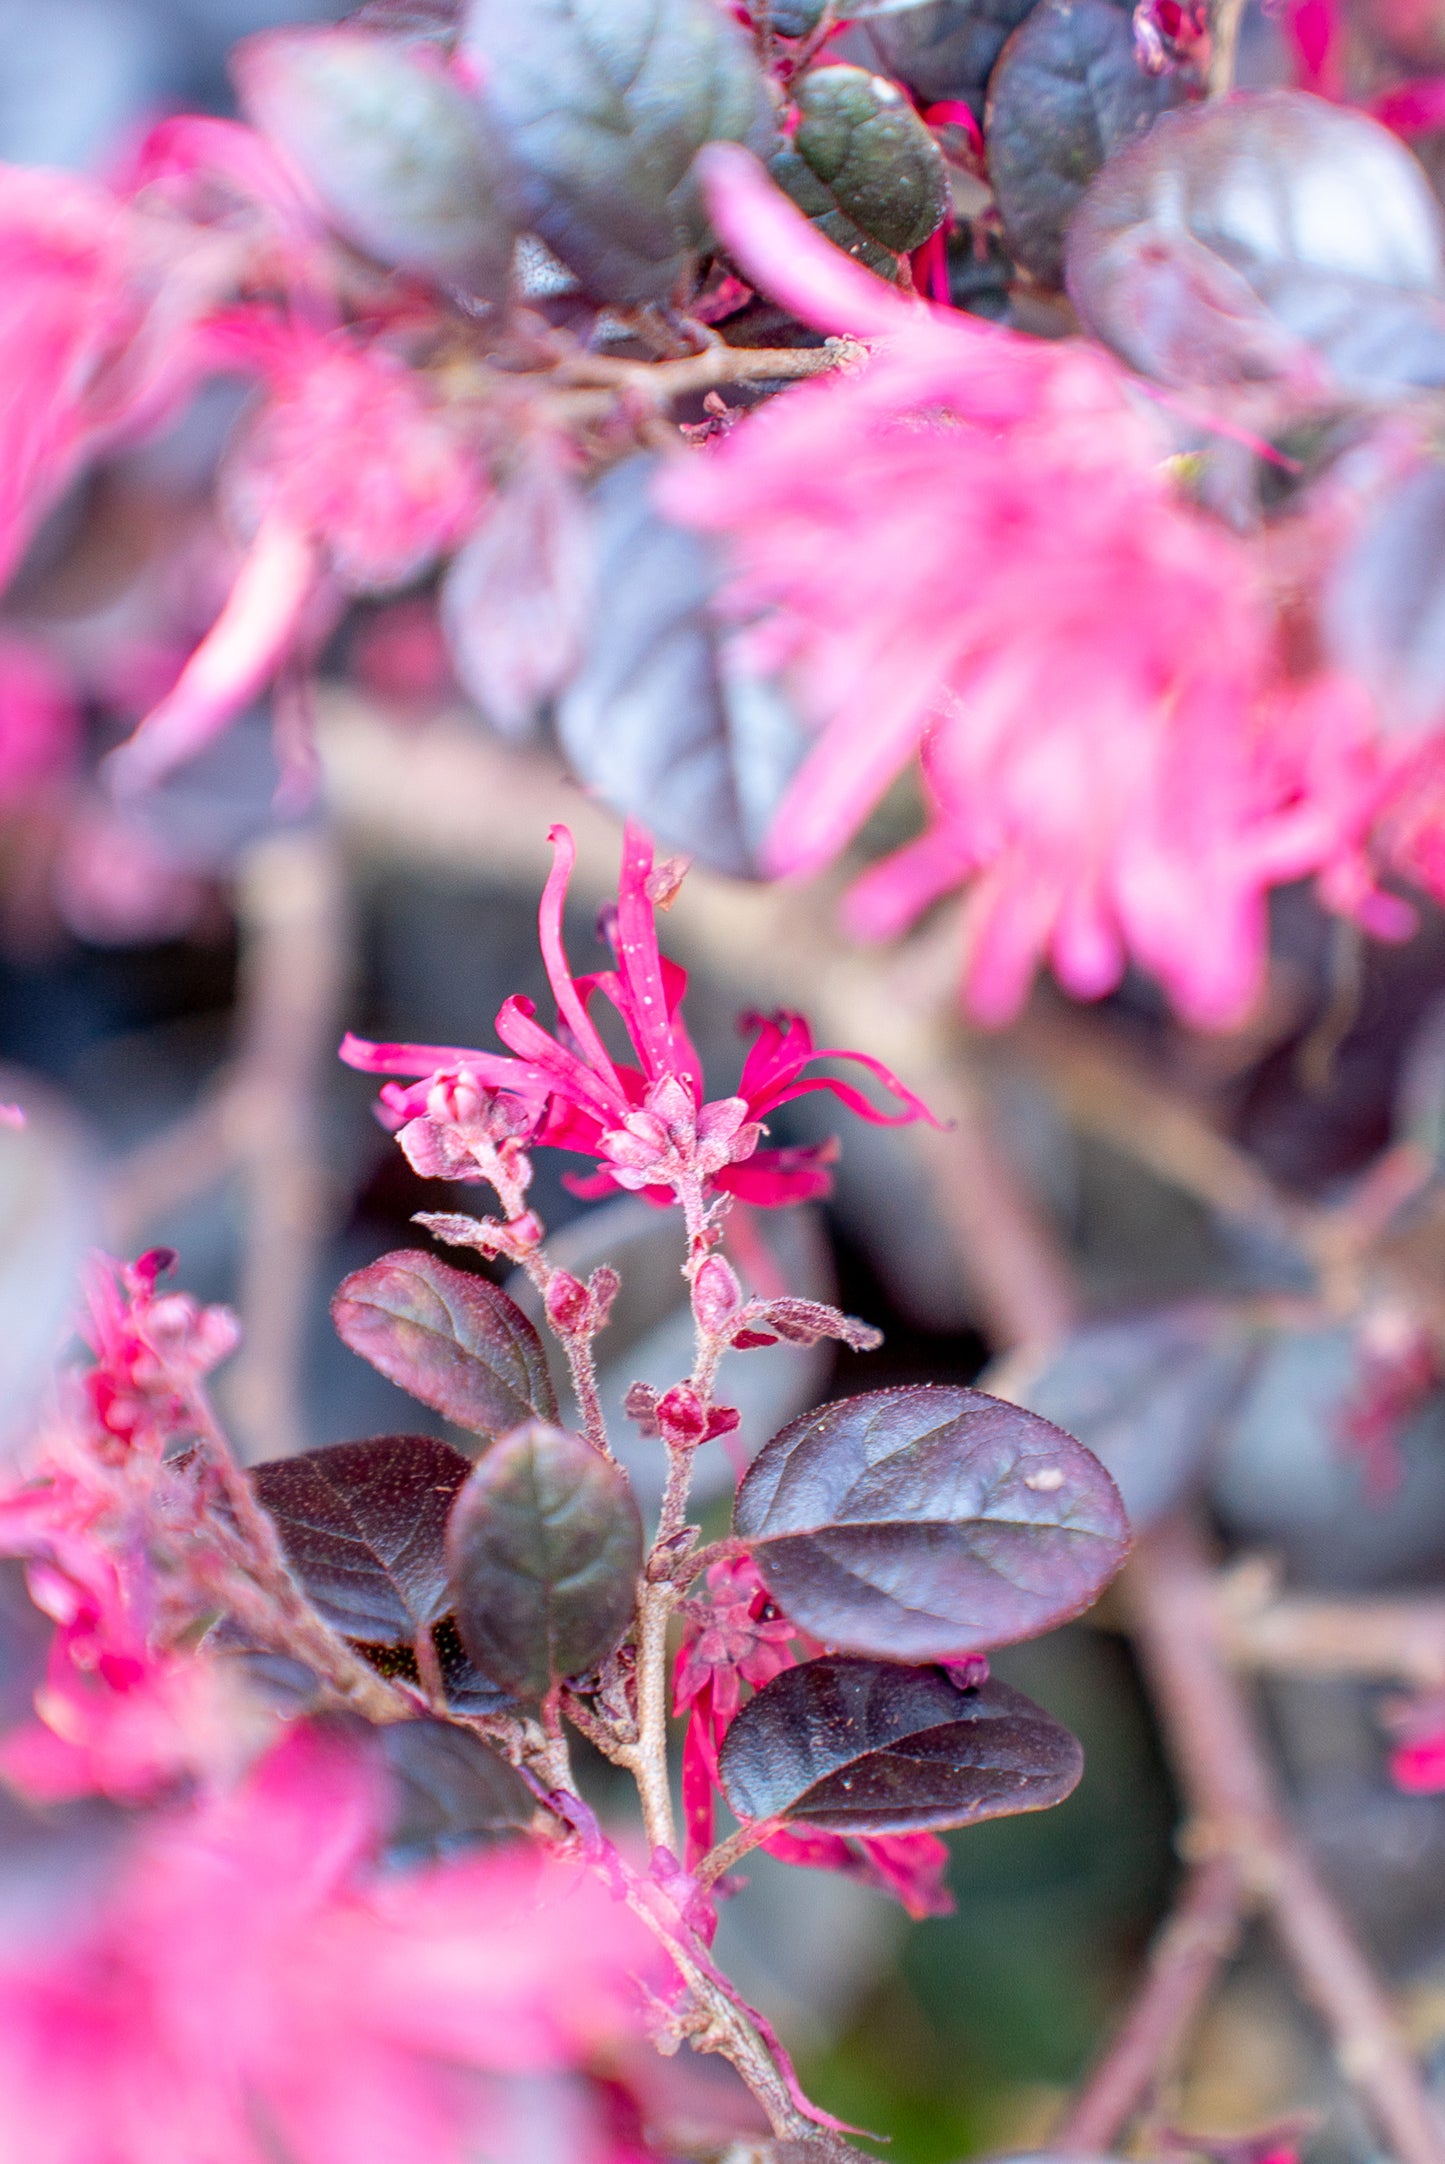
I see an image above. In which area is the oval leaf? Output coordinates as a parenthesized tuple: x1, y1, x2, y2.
(252, 1433, 473, 1645)
(234, 27, 519, 303)
(734, 1384, 1130, 1659)
(460, 0, 775, 303)
(332, 1249, 557, 1438)
(1066, 90, 1445, 395)
(986, 0, 1194, 287)
(788, 65, 948, 256)
(719, 1657, 1083, 1832)
(379, 1716, 534, 1858)
(447, 1420, 642, 1700)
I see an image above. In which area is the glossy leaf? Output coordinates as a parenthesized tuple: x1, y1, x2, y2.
(556, 459, 807, 878)
(433, 1614, 517, 1716)
(986, 0, 1194, 287)
(379, 1715, 534, 1857)
(846, 0, 1038, 115)
(734, 1384, 1130, 1659)
(251, 1434, 473, 1645)
(718, 1656, 1083, 1831)
(994, 1303, 1259, 1530)
(332, 1249, 557, 1439)
(1324, 460, 1445, 740)
(234, 27, 519, 303)
(1066, 90, 1445, 395)
(785, 65, 948, 256)
(447, 1420, 642, 1700)
(460, 0, 775, 303)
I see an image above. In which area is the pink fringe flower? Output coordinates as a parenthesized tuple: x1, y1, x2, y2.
(660, 146, 1370, 1031)
(342, 820, 933, 1212)
(0, 1719, 659, 2164)
(673, 1556, 954, 1921)
(108, 316, 484, 795)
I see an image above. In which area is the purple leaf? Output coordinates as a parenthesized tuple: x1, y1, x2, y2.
(233, 27, 519, 304)
(332, 1250, 558, 1438)
(556, 459, 807, 879)
(447, 1421, 642, 1700)
(718, 1656, 1083, 1831)
(734, 1384, 1130, 1659)
(998, 1302, 1259, 1529)
(985, 0, 1195, 287)
(844, 0, 1039, 117)
(251, 1434, 473, 1644)
(460, 0, 775, 303)
(1066, 90, 1445, 395)
(378, 1716, 534, 1857)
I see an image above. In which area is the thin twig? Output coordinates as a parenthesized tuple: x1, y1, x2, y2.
(224, 827, 353, 1462)
(1125, 1519, 1445, 2164)
(1053, 1854, 1249, 2152)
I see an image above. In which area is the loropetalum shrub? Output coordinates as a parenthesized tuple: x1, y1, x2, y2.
(0, 826, 1130, 2160)
(10, 0, 1445, 999)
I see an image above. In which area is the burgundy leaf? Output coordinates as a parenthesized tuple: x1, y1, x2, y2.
(332, 1250, 557, 1438)
(447, 1421, 642, 1700)
(1066, 90, 1445, 396)
(734, 1385, 1130, 1659)
(251, 1434, 473, 1645)
(378, 1716, 535, 1858)
(986, 0, 1195, 287)
(718, 1656, 1083, 1832)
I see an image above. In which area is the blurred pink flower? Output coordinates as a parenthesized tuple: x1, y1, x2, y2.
(343, 821, 932, 1211)
(0, 637, 79, 801)
(673, 1556, 953, 1920)
(108, 317, 484, 794)
(0, 1719, 659, 2164)
(661, 147, 1367, 1030)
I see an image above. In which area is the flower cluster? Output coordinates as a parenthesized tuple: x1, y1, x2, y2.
(343, 819, 933, 1225)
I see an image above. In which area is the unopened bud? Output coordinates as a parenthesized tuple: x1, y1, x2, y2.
(692, 1255, 743, 1336)
(544, 1270, 591, 1335)
(588, 1265, 621, 1329)
(656, 1382, 709, 1448)
(624, 1380, 660, 1435)
(942, 1655, 989, 1692)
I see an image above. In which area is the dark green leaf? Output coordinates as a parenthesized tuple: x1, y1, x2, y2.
(252, 1433, 472, 1644)
(447, 1420, 642, 1699)
(460, 0, 776, 302)
(986, 0, 1193, 287)
(434, 1613, 517, 1715)
(734, 1384, 1129, 1659)
(234, 27, 519, 302)
(783, 64, 948, 256)
(379, 1716, 534, 1857)
(332, 1250, 557, 1438)
(719, 1657, 1083, 1831)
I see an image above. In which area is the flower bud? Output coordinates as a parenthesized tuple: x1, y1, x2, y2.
(692, 1255, 743, 1336)
(656, 1382, 709, 1448)
(544, 1270, 591, 1335)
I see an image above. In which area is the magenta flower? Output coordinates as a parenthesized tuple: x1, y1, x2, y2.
(108, 316, 484, 795)
(659, 147, 1371, 1031)
(342, 820, 933, 1213)
(673, 1557, 953, 1921)
(0, 1719, 660, 2164)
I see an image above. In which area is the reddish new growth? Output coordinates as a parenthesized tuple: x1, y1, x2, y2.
(675, 1556, 953, 1920)
(342, 819, 933, 1241)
